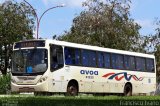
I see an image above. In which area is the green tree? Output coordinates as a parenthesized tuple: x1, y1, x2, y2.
(142, 19, 160, 79)
(152, 31, 160, 78)
(154, 20, 160, 68)
(0, 0, 35, 75)
(59, 0, 141, 51)
(150, 35, 160, 81)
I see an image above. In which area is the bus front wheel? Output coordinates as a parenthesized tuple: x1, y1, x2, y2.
(124, 83, 132, 96)
(66, 82, 78, 96)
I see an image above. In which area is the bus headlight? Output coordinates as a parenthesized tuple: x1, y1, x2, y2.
(38, 76, 48, 83)
(11, 78, 16, 83)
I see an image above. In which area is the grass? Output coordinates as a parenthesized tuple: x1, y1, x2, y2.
(0, 95, 160, 106)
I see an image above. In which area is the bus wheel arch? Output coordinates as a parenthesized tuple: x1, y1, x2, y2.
(124, 82, 132, 96)
(66, 79, 79, 96)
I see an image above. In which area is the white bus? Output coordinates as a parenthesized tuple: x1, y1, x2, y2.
(11, 39, 156, 96)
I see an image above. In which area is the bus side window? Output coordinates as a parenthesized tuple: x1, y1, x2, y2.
(88, 51, 96, 67)
(64, 47, 81, 65)
(75, 49, 81, 65)
(117, 54, 124, 70)
(124, 55, 130, 70)
(50, 45, 64, 71)
(129, 56, 136, 71)
(146, 58, 155, 72)
(82, 50, 89, 67)
(111, 54, 117, 69)
(136, 57, 141, 71)
(64, 47, 74, 65)
(104, 53, 111, 68)
(98, 52, 104, 68)
(136, 57, 146, 71)
(141, 58, 146, 71)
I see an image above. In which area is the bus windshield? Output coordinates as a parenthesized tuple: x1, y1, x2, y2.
(12, 49, 48, 75)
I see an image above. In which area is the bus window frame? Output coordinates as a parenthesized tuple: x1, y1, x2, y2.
(50, 44, 64, 72)
(63, 46, 155, 73)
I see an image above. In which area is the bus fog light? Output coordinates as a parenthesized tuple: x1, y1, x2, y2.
(40, 79, 43, 83)
(38, 76, 48, 83)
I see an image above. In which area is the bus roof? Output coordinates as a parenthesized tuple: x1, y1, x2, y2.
(47, 39, 155, 59)
(14, 39, 155, 58)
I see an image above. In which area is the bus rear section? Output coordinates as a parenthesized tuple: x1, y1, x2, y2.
(63, 46, 156, 96)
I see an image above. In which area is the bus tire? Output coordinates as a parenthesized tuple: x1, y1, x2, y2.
(34, 92, 42, 96)
(124, 83, 132, 96)
(66, 82, 78, 96)
(34, 92, 52, 96)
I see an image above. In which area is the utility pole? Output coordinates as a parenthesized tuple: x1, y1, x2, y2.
(24, 0, 65, 39)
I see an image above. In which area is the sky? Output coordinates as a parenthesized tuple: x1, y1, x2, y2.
(0, 0, 160, 39)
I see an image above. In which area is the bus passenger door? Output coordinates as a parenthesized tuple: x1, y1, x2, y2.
(50, 44, 64, 92)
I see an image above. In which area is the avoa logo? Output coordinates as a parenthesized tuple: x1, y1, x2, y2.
(80, 70, 98, 75)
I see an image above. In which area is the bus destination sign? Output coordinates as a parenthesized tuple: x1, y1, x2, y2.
(14, 41, 45, 49)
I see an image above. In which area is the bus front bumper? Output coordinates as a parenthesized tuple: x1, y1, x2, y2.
(11, 81, 48, 92)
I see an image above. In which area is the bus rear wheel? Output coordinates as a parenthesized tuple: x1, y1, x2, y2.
(66, 82, 78, 96)
(124, 84, 132, 96)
